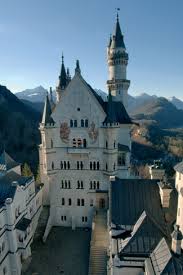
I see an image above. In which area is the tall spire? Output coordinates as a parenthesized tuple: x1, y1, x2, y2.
(75, 60, 81, 75)
(111, 13, 126, 49)
(58, 53, 67, 89)
(42, 94, 55, 125)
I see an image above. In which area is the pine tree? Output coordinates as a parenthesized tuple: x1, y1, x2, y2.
(22, 163, 33, 177)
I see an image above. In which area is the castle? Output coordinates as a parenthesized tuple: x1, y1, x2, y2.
(39, 14, 133, 238)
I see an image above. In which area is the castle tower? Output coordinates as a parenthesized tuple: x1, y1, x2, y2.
(107, 14, 130, 109)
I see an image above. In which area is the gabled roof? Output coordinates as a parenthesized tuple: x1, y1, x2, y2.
(0, 150, 19, 172)
(119, 211, 168, 256)
(118, 143, 130, 152)
(174, 161, 183, 174)
(42, 95, 55, 125)
(149, 238, 179, 275)
(86, 83, 132, 125)
(110, 178, 167, 233)
(0, 171, 33, 206)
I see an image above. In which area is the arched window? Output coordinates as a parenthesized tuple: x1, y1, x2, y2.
(67, 161, 70, 169)
(60, 161, 63, 169)
(77, 161, 79, 170)
(77, 181, 80, 189)
(68, 198, 72, 206)
(78, 138, 82, 147)
(62, 198, 65, 205)
(106, 163, 108, 171)
(81, 181, 83, 189)
(85, 119, 88, 127)
(3, 267, 7, 275)
(106, 141, 108, 149)
(77, 199, 80, 206)
(70, 120, 73, 127)
(90, 181, 92, 189)
(97, 181, 100, 189)
(93, 181, 96, 189)
(68, 180, 71, 189)
(61, 180, 64, 189)
(90, 162, 92, 170)
(51, 139, 53, 148)
(65, 181, 67, 189)
(74, 120, 77, 127)
(64, 161, 67, 169)
(113, 163, 116, 170)
(83, 139, 87, 148)
(90, 199, 93, 206)
(114, 141, 116, 148)
(80, 161, 83, 170)
(51, 162, 54, 170)
(81, 199, 85, 206)
(97, 162, 100, 170)
(93, 162, 96, 170)
(81, 119, 84, 127)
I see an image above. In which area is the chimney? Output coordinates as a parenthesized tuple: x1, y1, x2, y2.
(149, 160, 165, 180)
(171, 224, 183, 255)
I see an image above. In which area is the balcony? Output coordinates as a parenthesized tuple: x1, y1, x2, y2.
(67, 147, 90, 154)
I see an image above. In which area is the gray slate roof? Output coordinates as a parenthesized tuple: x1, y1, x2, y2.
(119, 211, 168, 256)
(0, 150, 19, 172)
(118, 143, 130, 152)
(0, 171, 33, 206)
(86, 83, 132, 125)
(110, 178, 167, 233)
(174, 161, 183, 174)
(149, 238, 182, 275)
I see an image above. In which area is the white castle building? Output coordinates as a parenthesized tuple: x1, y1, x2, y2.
(39, 15, 133, 238)
(0, 150, 42, 275)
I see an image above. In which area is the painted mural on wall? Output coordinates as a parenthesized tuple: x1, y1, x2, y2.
(60, 122, 70, 143)
(88, 122, 98, 143)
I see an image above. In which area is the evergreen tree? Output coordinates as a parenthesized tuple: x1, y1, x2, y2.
(22, 163, 33, 177)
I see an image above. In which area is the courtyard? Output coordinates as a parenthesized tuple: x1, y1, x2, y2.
(22, 227, 91, 275)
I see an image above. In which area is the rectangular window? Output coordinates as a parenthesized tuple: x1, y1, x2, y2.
(118, 153, 126, 166)
(62, 198, 65, 205)
(77, 199, 80, 206)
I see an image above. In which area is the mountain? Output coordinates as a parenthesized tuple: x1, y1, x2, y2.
(127, 93, 157, 112)
(0, 85, 41, 172)
(130, 97, 183, 128)
(16, 86, 50, 102)
(168, 96, 183, 110)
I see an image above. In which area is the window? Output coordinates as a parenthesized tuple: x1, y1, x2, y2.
(106, 141, 108, 149)
(70, 120, 73, 127)
(77, 199, 80, 206)
(62, 198, 65, 205)
(68, 198, 72, 206)
(51, 139, 53, 148)
(77, 161, 80, 170)
(65, 181, 67, 189)
(114, 141, 116, 148)
(82, 216, 88, 222)
(61, 216, 66, 221)
(60, 161, 63, 169)
(81, 181, 83, 189)
(64, 161, 67, 169)
(90, 162, 92, 170)
(113, 163, 116, 170)
(118, 153, 126, 166)
(85, 119, 88, 127)
(97, 181, 100, 189)
(80, 161, 83, 170)
(93, 162, 96, 170)
(81, 199, 85, 206)
(77, 181, 80, 189)
(90, 199, 94, 207)
(81, 119, 84, 127)
(78, 138, 82, 147)
(73, 138, 77, 147)
(51, 162, 54, 170)
(83, 139, 87, 148)
(106, 163, 108, 171)
(3, 267, 7, 275)
(68, 180, 71, 189)
(77, 161, 83, 170)
(97, 162, 100, 170)
(67, 161, 70, 169)
(74, 120, 77, 127)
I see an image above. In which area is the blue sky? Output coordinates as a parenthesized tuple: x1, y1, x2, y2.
(0, 0, 183, 99)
